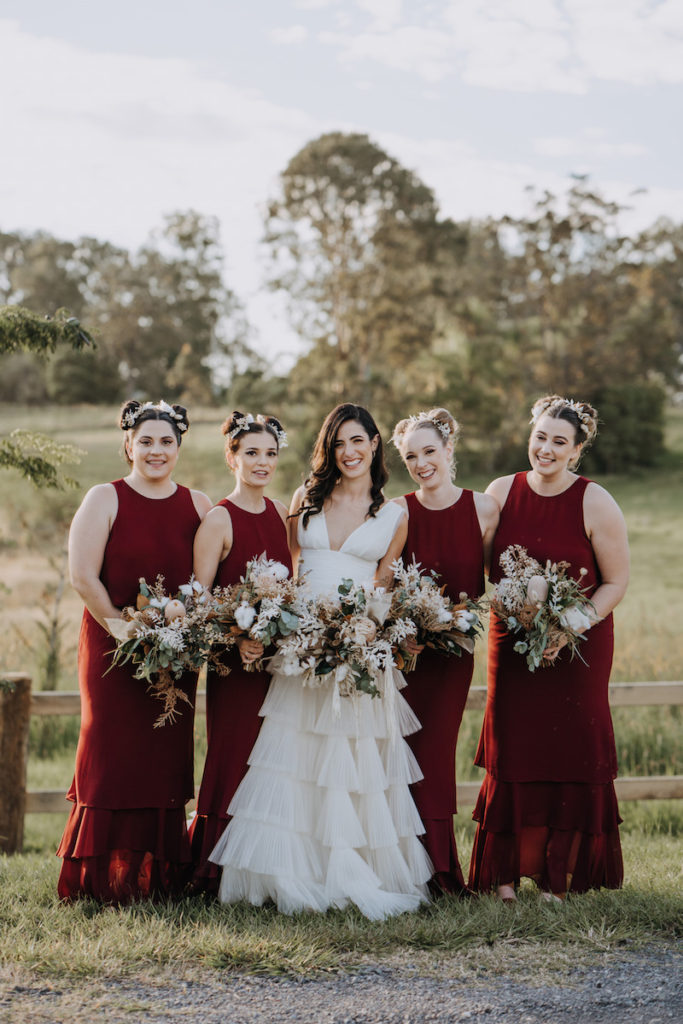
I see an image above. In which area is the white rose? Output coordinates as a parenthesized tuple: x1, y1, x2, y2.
(271, 562, 290, 581)
(559, 605, 592, 632)
(367, 590, 393, 626)
(527, 575, 549, 604)
(164, 600, 187, 622)
(235, 602, 257, 630)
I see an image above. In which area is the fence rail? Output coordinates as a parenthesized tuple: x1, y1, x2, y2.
(26, 679, 683, 717)
(1, 675, 682, 852)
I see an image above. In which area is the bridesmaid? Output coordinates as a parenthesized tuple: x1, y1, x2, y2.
(469, 395, 629, 901)
(392, 408, 499, 894)
(58, 400, 211, 902)
(188, 411, 291, 893)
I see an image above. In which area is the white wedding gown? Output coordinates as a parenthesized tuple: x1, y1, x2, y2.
(210, 501, 432, 919)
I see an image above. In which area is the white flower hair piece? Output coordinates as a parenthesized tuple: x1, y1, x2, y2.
(393, 411, 451, 446)
(227, 413, 255, 440)
(228, 413, 288, 448)
(272, 426, 288, 449)
(122, 400, 188, 432)
(531, 398, 592, 436)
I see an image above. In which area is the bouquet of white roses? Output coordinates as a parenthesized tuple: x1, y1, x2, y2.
(106, 576, 224, 726)
(211, 554, 302, 671)
(489, 544, 596, 672)
(272, 579, 394, 698)
(386, 558, 484, 672)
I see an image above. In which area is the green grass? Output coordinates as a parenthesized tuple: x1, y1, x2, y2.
(1, 821, 681, 980)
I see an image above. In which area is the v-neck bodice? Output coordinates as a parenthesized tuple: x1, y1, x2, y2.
(296, 501, 403, 596)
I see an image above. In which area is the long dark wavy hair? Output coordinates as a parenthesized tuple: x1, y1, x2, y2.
(299, 404, 388, 527)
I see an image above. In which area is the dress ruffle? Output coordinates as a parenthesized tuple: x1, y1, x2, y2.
(57, 802, 192, 903)
(469, 775, 623, 894)
(210, 670, 432, 919)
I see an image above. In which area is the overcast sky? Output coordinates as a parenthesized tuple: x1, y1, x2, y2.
(2, 1, 682, 364)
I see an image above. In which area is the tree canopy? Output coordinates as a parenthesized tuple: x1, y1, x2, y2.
(1, 138, 681, 476)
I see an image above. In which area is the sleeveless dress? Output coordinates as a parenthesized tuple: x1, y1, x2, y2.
(401, 490, 484, 892)
(469, 473, 623, 894)
(210, 501, 432, 919)
(57, 479, 201, 902)
(189, 497, 292, 892)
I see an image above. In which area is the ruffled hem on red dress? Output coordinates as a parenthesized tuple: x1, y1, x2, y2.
(57, 802, 192, 904)
(468, 775, 623, 895)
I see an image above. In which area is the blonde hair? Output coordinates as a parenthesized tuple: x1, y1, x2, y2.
(392, 408, 460, 479)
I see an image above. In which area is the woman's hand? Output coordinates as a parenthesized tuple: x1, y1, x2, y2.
(403, 636, 425, 658)
(542, 635, 569, 662)
(237, 638, 265, 664)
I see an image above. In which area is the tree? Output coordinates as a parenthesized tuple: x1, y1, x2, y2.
(0, 215, 254, 404)
(265, 132, 450, 423)
(433, 181, 678, 469)
(0, 306, 90, 486)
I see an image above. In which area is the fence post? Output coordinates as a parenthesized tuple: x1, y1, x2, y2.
(0, 674, 32, 854)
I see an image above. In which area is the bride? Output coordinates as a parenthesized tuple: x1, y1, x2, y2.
(210, 403, 432, 918)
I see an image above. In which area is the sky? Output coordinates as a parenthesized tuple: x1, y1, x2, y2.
(2, 0, 682, 366)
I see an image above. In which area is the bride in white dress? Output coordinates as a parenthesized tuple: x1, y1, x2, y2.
(210, 404, 432, 918)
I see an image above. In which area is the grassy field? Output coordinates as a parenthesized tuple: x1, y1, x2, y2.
(0, 404, 681, 980)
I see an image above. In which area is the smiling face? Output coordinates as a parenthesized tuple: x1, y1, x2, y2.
(528, 413, 583, 479)
(126, 419, 179, 481)
(400, 424, 453, 489)
(228, 430, 279, 487)
(333, 419, 378, 480)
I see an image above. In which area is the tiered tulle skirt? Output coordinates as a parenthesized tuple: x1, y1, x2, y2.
(210, 669, 433, 919)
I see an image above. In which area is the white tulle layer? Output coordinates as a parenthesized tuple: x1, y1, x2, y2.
(210, 668, 432, 920)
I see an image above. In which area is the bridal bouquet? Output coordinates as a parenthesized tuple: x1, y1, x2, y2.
(211, 554, 302, 671)
(272, 579, 394, 698)
(387, 558, 484, 672)
(106, 576, 224, 726)
(489, 544, 595, 671)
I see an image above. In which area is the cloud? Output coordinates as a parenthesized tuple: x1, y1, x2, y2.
(317, 0, 683, 92)
(0, 18, 320, 359)
(270, 25, 309, 45)
(355, 0, 403, 31)
(534, 136, 648, 159)
(319, 26, 455, 83)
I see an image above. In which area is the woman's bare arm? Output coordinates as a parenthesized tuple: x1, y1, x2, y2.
(68, 484, 121, 631)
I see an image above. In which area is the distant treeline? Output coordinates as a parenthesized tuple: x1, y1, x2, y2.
(1, 132, 681, 474)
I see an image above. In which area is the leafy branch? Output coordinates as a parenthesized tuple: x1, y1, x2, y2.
(0, 430, 84, 489)
(0, 305, 95, 356)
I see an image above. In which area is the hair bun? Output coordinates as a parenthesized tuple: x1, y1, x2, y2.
(530, 395, 599, 445)
(221, 410, 245, 437)
(118, 399, 141, 431)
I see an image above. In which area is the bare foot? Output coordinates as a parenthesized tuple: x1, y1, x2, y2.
(497, 884, 517, 903)
(540, 891, 564, 904)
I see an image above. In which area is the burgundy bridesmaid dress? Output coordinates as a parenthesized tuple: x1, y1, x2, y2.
(57, 479, 201, 902)
(401, 490, 484, 893)
(469, 472, 623, 895)
(188, 497, 292, 893)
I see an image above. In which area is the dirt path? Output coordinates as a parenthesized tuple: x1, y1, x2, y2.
(1, 946, 681, 1024)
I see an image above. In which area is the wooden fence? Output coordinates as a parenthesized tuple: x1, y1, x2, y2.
(1, 673, 682, 853)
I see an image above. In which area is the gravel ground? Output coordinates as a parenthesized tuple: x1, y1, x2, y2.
(1, 947, 681, 1024)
